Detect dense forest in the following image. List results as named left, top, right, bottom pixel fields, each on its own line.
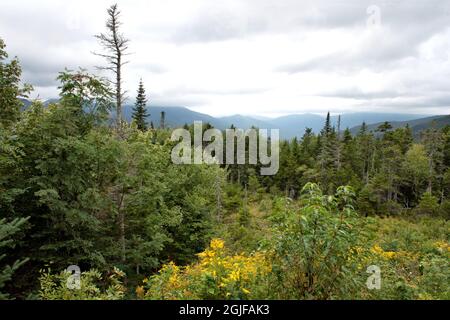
left=0, top=4, right=449, bottom=300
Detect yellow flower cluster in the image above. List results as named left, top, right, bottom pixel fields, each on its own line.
left=141, top=238, right=271, bottom=299
left=370, top=244, right=421, bottom=262
left=434, top=240, right=450, bottom=253
left=371, top=244, right=396, bottom=260
left=210, top=238, right=225, bottom=250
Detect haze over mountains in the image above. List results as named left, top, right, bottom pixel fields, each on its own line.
left=121, top=105, right=449, bottom=139
left=25, top=99, right=449, bottom=139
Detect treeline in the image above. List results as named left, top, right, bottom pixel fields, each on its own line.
left=222, top=114, right=450, bottom=218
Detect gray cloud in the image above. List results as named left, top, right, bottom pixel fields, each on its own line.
left=1, top=0, right=450, bottom=115
left=319, top=87, right=405, bottom=100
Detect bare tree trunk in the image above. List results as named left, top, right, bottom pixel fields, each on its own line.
left=116, top=51, right=122, bottom=128
left=94, top=4, right=129, bottom=130
left=120, top=212, right=125, bottom=262
left=427, top=155, right=433, bottom=193
left=116, top=189, right=126, bottom=263
left=215, top=174, right=222, bottom=222
left=336, top=115, right=341, bottom=170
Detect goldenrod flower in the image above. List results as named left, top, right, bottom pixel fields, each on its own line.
left=135, top=286, right=145, bottom=298
left=242, top=288, right=250, bottom=294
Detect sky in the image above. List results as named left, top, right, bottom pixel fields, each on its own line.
left=1, top=0, right=450, bottom=117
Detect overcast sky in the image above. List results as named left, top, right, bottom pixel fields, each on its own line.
left=1, top=0, right=450, bottom=117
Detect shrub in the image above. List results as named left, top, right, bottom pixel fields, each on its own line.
left=140, top=239, right=271, bottom=300
left=39, top=267, right=125, bottom=300
left=267, top=183, right=367, bottom=299
left=415, top=192, right=440, bottom=216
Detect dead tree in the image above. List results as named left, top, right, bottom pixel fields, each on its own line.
left=94, top=4, right=130, bottom=129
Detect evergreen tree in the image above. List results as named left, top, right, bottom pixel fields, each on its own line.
left=421, top=127, right=444, bottom=194
left=132, top=79, right=149, bottom=130
left=402, top=144, right=429, bottom=205
left=318, top=113, right=337, bottom=193
left=0, top=217, right=29, bottom=299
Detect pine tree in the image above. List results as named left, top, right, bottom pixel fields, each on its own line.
left=0, top=217, right=29, bottom=299
left=132, top=79, right=149, bottom=130
left=321, top=112, right=332, bottom=137
left=160, top=111, right=166, bottom=129
left=318, top=112, right=337, bottom=192
left=421, top=127, right=444, bottom=194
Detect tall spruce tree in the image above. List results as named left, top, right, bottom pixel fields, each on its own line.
left=132, top=79, right=149, bottom=130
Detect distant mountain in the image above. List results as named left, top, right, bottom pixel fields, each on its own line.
left=43, top=98, right=60, bottom=106
left=330, top=113, right=430, bottom=131
left=20, top=99, right=446, bottom=139
left=270, top=114, right=325, bottom=137
left=19, top=98, right=59, bottom=108
left=349, top=115, right=450, bottom=136
left=122, top=105, right=224, bottom=128
left=218, top=114, right=274, bottom=130
left=125, top=107, right=445, bottom=139
left=19, top=98, right=32, bottom=109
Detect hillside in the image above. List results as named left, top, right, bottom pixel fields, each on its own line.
left=349, top=115, right=450, bottom=136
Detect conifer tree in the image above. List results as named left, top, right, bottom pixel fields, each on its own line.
left=0, top=217, right=29, bottom=299
left=160, top=111, right=166, bottom=129
left=132, top=79, right=149, bottom=130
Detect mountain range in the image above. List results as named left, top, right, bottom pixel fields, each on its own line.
left=121, top=105, right=449, bottom=139
left=22, top=99, right=450, bottom=139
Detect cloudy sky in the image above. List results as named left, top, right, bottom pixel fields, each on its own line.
left=1, top=0, right=450, bottom=117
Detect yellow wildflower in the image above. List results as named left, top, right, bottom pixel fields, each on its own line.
left=434, top=240, right=450, bottom=253
left=135, top=286, right=145, bottom=298
left=371, top=244, right=396, bottom=259
left=210, top=238, right=225, bottom=250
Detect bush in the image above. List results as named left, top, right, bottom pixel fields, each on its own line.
left=379, top=200, right=404, bottom=216
left=414, top=192, right=440, bottom=216
left=39, top=267, right=126, bottom=300
left=140, top=239, right=271, bottom=300
left=267, top=183, right=367, bottom=299
left=439, top=200, right=450, bottom=219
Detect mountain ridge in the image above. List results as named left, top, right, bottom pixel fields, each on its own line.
left=20, top=99, right=448, bottom=139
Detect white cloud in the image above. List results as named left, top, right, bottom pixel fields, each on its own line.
left=1, top=0, right=449, bottom=116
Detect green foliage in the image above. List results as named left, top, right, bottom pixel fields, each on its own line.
left=39, top=267, right=125, bottom=300
left=132, top=79, right=149, bottom=131
left=0, top=217, right=29, bottom=299
left=365, top=217, right=449, bottom=300
left=57, top=69, right=113, bottom=133
left=140, top=239, right=271, bottom=300
left=0, top=66, right=220, bottom=295
left=0, top=37, right=32, bottom=128
left=267, top=183, right=366, bottom=299
left=402, top=144, right=429, bottom=204
left=414, top=192, right=440, bottom=216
